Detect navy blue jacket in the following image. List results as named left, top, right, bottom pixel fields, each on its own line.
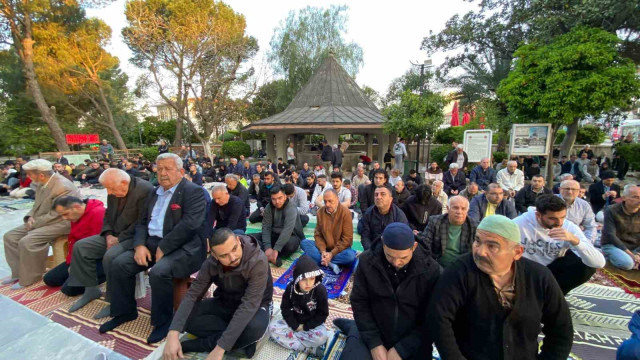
left=468, top=194, right=517, bottom=223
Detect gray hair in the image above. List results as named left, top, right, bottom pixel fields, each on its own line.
left=252, top=174, right=261, bottom=179
left=156, top=153, right=183, bottom=169
left=231, top=158, right=237, bottom=162
left=99, top=168, right=130, bottom=184
left=487, top=183, right=502, bottom=192
left=560, top=173, right=573, bottom=180
left=449, top=163, right=460, bottom=170
left=507, top=160, right=518, bottom=167
left=225, top=173, right=239, bottom=182
left=481, top=157, right=490, bottom=162
left=560, top=179, right=578, bottom=189
left=211, top=185, right=228, bottom=194
left=623, top=185, right=639, bottom=197
left=448, top=195, right=469, bottom=207
left=323, top=188, right=338, bottom=198
left=433, top=180, right=443, bottom=187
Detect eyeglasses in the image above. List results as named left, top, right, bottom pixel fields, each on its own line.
left=560, top=188, right=580, bottom=192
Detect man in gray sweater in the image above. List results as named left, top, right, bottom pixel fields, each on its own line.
left=283, top=183, right=310, bottom=227
left=253, top=186, right=304, bottom=267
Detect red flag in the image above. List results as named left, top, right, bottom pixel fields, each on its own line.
left=450, top=102, right=459, bottom=127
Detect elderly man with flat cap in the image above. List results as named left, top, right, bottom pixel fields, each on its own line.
left=334, top=222, right=440, bottom=360
left=2, top=159, right=80, bottom=289
left=427, top=215, right=573, bottom=360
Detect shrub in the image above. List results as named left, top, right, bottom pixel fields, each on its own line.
left=434, top=126, right=465, bottom=145
left=428, top=145, right=451, bottom=169
left=615, top=144, right=640, bottom=170
left=577, top=125, right=606, bottom=145
left=493, top=151, right=508, bottom=164
left=222, top=141, right=251, bottom=158
left=138, top=147, right=159, bottom=161
left=218, top=131, right=236, bottom=141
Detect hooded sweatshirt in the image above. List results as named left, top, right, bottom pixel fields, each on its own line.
left=617, top=310, right=640, bottom=360
left=67, top=199, right=105, bottom=264
left=281, top=255, right=329, bottom=331
left=513, top=208, right=605, bottom=268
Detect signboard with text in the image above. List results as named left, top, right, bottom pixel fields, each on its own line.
left=509, top=123, right=552, bottom=156
left=463, top=130, right=493, bottom=163
left=65, top=134, right=100, bottom=145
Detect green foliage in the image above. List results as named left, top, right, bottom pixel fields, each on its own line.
left=555, top=130, right=566, bottom=144
left=140, top=117, right=176, bottom=145
left=222, top=141, right=251, bottom=158
left=246, top=80, right=288, bottom=121
left=577, top=125, right=607, bottom=145
left=429, top=146, right=451, bottom=169
left=218, top=131, right=237, bottom=141
left=434, top=126, right=465, bottom=145
left=383, top=90, right=446, bottom=141
left=268, top=5, right=364, bottom=107
left=138, top=147, right=159, bottom=161
left=493, top=151, right=508, bottom=164
left=616, top=144, right=640, bottom=170
left=498, top=27, right=640, bottom=128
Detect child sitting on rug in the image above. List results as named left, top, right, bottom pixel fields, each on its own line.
left=269, top=255, right=329, bottom=356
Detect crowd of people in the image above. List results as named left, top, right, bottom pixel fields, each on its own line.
left=1, top=137, right=639, bottom=360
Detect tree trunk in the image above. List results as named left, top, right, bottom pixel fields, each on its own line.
left=20, top=28, right=69, bottom=151
left=497, top=136, right=507, bottom=152
left=559, top=120, right=580, bottom=157
left=97, top=87, right=128, bottom=150
left=174, top=118, right=184, bottom=147
left=545, top=126, right=561, bottom=189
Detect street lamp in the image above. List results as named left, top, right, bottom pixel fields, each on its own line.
left=410, top=58, right=434, bottom=172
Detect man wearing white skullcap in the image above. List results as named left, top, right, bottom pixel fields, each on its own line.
left=427, top=215, right=573, bottom=360
left=2, top=158, right=80, bottom=289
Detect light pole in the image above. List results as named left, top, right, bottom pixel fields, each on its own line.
left=410, top=59, right=433, bottom=173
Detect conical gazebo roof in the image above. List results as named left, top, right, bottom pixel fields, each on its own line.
left=244, top=53, right=384, bottom=131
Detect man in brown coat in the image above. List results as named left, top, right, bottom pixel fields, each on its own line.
left=301, top=189, right=356, bottom=274
left=3, top=159, right=80, bottom=289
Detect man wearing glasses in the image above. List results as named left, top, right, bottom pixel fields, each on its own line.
left=557, top=180, right=598, bottom=244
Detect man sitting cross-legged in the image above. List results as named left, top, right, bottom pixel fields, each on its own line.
left=3, top=159, right=80, bottom=289
left=334, top=222, right=440, bottom=360
left=43, top=196, right=105, bottom=296
left=427, top=215, right=573, bottom=359
left=208, top=185, right=246, bottom=236
left=163, top=229, right=273, bottom=360
left=253, top=186, right=304, bottom=267
left=300, top=189, right=356, bottom=274
left=601, top=185, right=640, bottom=270
left=420, top=196, right=478, bottom=269
left=64, top=169, right=153, bottom=316
left=99, top=153, right=207, bottom=344
left=514, top=194, right=605, bottom=295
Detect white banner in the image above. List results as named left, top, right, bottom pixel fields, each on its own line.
left=463, top=130, right=493, bottom=163
left=509, top=123, right=553, bottom=156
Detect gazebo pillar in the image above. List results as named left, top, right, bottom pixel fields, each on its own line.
left=378, top=131, right=388, bottom=164
left=275, top=132, right=286, bottom=161
left=266, top=133, right=276, bottom=161
left=366, top=133, right=374, bottom=159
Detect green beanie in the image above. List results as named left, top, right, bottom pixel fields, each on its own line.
left=477, top=215, right=521, bottom=244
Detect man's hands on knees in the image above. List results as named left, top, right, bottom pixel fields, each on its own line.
left=134, top=245, right=152, bottom=266
left=206, top=345, right=225, bottom=360
left=387, top=348, right=402, bottom=360
left=106, top=235, right=119, bottom=250
left=371, top=345, right=388, bottom=360
left=321, top=252, right=333, bottom=266
left=25, top=216, right=35, bottom=231
left=264, top=248, right=279, bottom=264
left=162, top=330, right=183, bottom=360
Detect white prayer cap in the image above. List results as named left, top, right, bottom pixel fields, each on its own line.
left=456, top=144, right=464, bottom=149
left=22, top=159, right=53, bottom=172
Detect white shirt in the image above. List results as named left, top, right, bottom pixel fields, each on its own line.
left=456, top=153, right=465, bottom=168
left=557, top=195, right=597, bottom=244
left=497, top=168, right=525, bottom=192
left=148, top=183, right=179, bottom=238
left=287, top=147, right=295, bottom=161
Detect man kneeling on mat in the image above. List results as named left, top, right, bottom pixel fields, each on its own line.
left=163, top=229, right=273, bottom=360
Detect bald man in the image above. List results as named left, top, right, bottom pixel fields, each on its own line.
left=427, top=215, right=573, bottom=359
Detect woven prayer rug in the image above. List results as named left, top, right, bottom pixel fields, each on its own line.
left=273, top=257, right=357, bottom=299
left=600, top=263, right=640, bottom=298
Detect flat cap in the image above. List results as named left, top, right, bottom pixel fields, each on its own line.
left=22, top=159, right=53, bottom=172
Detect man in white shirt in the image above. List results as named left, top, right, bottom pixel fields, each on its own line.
left=310, top=174, right=328, bottom=214
left=283, top=183, right=309, bottom=227
left=314, top=172, right=351, bottom=209
left=286, top=143, right=295, bottom=167
left=513, top=194, right=605, bottom=294
left=497, top=160, right=525, bottom=198
left=352, top=166, right=370, bottom=188
left=557, top=180, right=597, bottom=244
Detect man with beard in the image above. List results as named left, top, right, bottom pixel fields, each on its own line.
left=514, top=174, right=552, bottom=214
left=514, top=194, right=605, bottom=294
left=360, top=186, right=408, bottom=251
left=558, top=180, right=597, bottom=244
left=401, top=184, right=443, bottom=233
left=248, top=171, right=276, bottom=223
left=427, top=215, right=573, bottom=359
left=225, top=174, right=250, bottom=217
left=359, top=169, right=396, bottom=214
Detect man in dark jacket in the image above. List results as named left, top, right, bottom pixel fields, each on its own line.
left=332, top=145, right=343, bottom=169
left=79, top=161, right=104, bottom=184
left=163, top=229, right=272, bottom=360
left=401, top=184, right=442, bottom=233
left=65, top=169, right=153, bottom=316
left=588, top=171, right=621, bottom=214
left=514, top=174, right=551, bottom=214
left=188, top=163, right=203, bottom=186
left=99, top=154, right=207, bottom=344
left=443, top=163, right=466, bottom=196
left=321, top=140, right=333, bottom=173
left=420, top=196, right=477, bottom=268
left=208, top=185, right=246, bottom=236
left=253, top=186, right=304, bottom=267
left=445, top=144, right=468, bottom=171
left=248, top=171, right=276, bottom=223
left=469, top=157, right=496, bottom=191
left=427, top=215, right=573, bottom=360
left=335, top=222, right=440, bottom=360
left=601, top=185, right=640, bottom=271
left=359, top=169, right=397, bottom=214
left=468, top=183, right=517, bottom=222
left=225, top=174, right=250, bottom=217
left=361, top=186, right=408, bottom=251
left=403, top=169, right=423, bottom=186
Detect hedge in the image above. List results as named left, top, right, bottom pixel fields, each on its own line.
left=138, top=147, right=160, bottom=161
left=222, top=141, right=251, bottom=158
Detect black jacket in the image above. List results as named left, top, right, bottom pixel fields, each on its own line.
left=281, top=255, right=329, bottom=331
left=468, top=194, right=517, bottom=223
left=443, top=170, right=467, bottom=196
left=332, top=148, right=343, bottom=166
left=359, top=183, right=397, bottom=214
left=256, top=182, right=274, bottom=209
left=321, top=146, right=333, bottom=162
left=427, top=254, right=573, bottom=360
left=361, top=203, right=408, bottom=251
left=133, top=178, right=208, bottom=277
left=102, top=176, right=154, bottom=241
left=588, top=181, right=621, bottom=214
left=169, top=235, right=273, bottom=351
left=445, top=150, right=468, bottom=169
left=396, top=188, right=411, bottom=207
left=229, top=182, right=250, bottom=216
left=351, top=245, right=440, bottom=359
left=208, top=194, right=246, bottom=236
left=403, top=174, right=423, bottom=186
left=189, top=171, right=203, bottom=186
left=514, top=185, right=552, bottom=214
left=401, top=195, right=443, bottom=232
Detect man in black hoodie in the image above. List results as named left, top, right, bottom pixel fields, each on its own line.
left=321, top=140, right=333, bottom=173
left=401, top=184, right=443, bottom=233
left=334, top=222, right=440, bottom=360
left=163, top=229, right=273, bottom=360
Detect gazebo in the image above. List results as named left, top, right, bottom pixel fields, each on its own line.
left=243, top=53, right=394, bottom=168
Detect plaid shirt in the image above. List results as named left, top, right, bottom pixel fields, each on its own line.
left=419, top=213, right=478, bottom=261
